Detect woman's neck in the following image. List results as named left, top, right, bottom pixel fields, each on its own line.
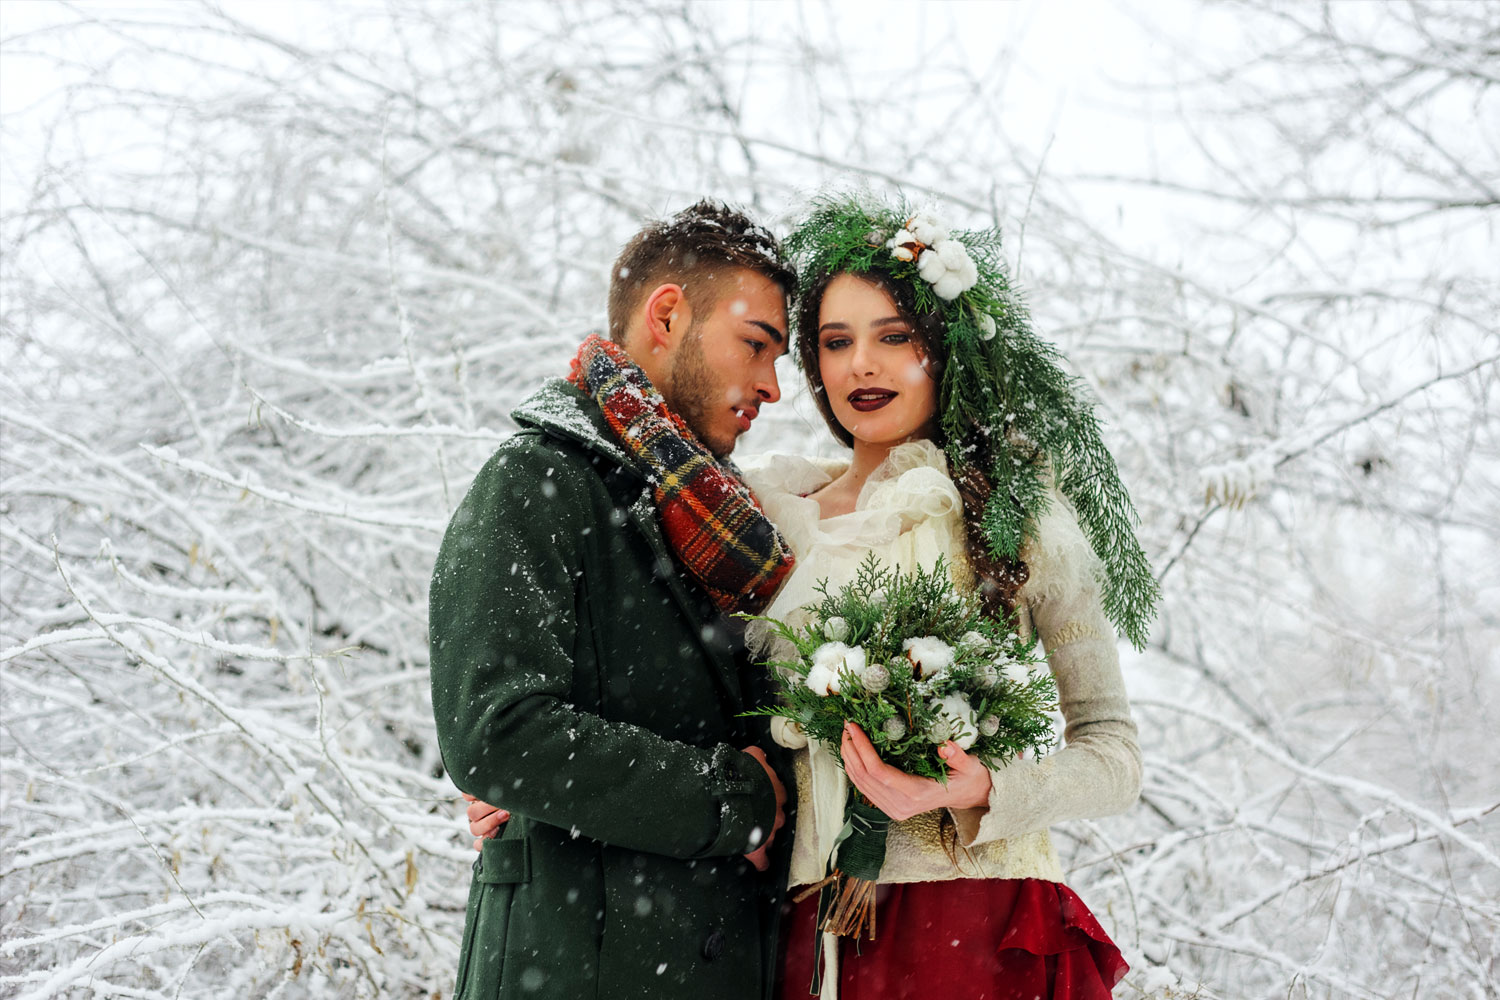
left=809, top=434, right=926, bottom=519
left=844, top=437, right=904, bottom=488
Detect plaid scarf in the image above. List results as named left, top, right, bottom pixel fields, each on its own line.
left=568, top=335, right=794, bottom=617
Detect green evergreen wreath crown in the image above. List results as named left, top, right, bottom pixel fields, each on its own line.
left=785, top=193, right=1160, bottom=649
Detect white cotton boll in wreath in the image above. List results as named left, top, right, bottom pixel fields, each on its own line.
left=1002, top=660, right=1031, bottom=686
left=930, top=271, right=966, bottom=299
left=902, top=636, right=954, bottom=677
left=886, top=229, right=917, bottom=261
left=916, top=248, right=946, bottom=285
left=935, top=239, right=969, bottom=269
left=917, top=240, right=980, bottom=301
left=907, top=212, right=949, bottom=247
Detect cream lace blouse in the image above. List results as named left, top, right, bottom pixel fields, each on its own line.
left=740, top=439, right=1142, bottom=889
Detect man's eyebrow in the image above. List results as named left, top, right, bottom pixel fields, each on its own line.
left=748, top=320, right=785, bottom=345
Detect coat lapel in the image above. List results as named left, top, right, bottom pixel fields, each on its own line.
left=512, top=379, right=746, bottom=710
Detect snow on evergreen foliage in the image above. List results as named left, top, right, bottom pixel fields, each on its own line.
left=2, top=2, right=1496, bottom=997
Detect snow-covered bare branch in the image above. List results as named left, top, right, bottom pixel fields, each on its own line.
left=3, top=2, right=1495, bottom=997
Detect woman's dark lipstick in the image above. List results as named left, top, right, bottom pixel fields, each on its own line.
left=847, top=387, right=898, bottom=412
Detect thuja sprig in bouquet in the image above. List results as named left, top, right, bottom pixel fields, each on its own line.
left=739, top=553, right=1057, bottom=940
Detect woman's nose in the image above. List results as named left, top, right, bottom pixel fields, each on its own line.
left=850, top=340, right=877, bottom=376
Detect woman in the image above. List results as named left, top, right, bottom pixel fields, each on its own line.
left=741, top=196, right=1156, bottom=1000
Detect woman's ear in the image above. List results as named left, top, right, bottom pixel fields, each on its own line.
left=642, top=283, right=692, bottom=354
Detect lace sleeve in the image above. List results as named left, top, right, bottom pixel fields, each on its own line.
left=946, top=582, right=1143, bottom=846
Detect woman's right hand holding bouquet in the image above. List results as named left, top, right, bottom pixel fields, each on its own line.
left=839, top=723, right=990, bottom=821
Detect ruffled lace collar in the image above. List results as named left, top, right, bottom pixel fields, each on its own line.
left=741, top=439, right=961, bottom=554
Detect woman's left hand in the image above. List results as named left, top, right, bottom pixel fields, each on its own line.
left=840, top=722, right=991, bottom=821
left=462, top=793, right=510, bottom=852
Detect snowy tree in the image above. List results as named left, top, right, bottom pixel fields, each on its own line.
left=2, top=1, right=1495, bottom=997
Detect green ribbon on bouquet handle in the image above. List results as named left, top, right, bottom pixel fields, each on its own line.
left=809, top=792, right=892, bottom=994
left=835, top=796, right=891, bottom=881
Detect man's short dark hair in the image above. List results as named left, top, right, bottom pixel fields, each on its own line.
left=607, top=200, right=795, bottom=343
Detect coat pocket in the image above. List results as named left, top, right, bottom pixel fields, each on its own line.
left=453, top=837, right=532, bottom=999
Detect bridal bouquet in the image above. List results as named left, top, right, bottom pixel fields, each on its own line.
left=740, top=553, right=1057, bottom=940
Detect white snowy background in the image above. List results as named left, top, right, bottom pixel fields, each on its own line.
left=2, top=1, right=1496, bottom=997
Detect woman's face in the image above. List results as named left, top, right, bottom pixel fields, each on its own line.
left=816, top=273, right=939, bottom=447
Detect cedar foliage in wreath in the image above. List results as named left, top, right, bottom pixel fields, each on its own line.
left=785, top=194, right=1161, bottom=649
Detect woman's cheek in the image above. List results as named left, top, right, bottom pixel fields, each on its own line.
left=900, top=358, right=939, bottom=429
left=897, top=356, right=929, bottom=387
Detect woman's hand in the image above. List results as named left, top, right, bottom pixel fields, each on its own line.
left=840, top=722, right=991, bottom=821
left=740, top=746, right=788, bottom=872
left=462, top=793, right=510, bottom=851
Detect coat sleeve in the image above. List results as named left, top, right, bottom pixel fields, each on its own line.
left=946, top=583, right=1143, bottom=847
left=429, top=440, right=777, bottom=859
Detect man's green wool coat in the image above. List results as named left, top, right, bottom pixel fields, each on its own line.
left=429, top=378, right=786, bottom=1000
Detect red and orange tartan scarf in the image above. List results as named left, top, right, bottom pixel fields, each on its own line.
left=568, top=335, right=795, bottom=617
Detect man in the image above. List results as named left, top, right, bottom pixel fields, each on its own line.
left=429, top=201, right=794, bottom=1000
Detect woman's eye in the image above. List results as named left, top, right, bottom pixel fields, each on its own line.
left=884, top=333, right=912, bottom=345
left=821, top=338, right=850, bottom=351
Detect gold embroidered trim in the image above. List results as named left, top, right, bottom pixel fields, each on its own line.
left=1048, top=619, right=1104, bottom=647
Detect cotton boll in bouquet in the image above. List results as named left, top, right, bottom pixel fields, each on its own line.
left=739, top=553, right=1057, bottom=939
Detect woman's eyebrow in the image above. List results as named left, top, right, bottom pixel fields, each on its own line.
left=819, top=317, right=908, bottom=335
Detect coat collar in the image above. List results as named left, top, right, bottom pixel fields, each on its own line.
left=510, top=377, right=633, bottom=472
left=511, top=377, right=746, bottom=704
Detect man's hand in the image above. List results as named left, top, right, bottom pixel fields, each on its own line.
left=462, top=792, right=510, bottom=852
left=840, top=721, right=990, bottom=821
left=740, top=746, right=787, bottom=872
left=464, top=750, right=787, bottom=867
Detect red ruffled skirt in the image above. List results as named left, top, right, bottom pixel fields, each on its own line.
left=775, top=878, right=1128, bottom=1000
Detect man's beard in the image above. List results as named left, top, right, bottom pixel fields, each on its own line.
left=664, top=326, right=733, bottom=458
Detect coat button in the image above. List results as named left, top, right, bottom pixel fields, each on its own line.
left=701, top=929, right=725, bottom=961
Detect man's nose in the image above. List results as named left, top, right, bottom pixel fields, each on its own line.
left=756, top=364, right=781, bottom=404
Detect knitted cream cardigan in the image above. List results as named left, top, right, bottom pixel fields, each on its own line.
left=740, top=439, right=1143, bottom=890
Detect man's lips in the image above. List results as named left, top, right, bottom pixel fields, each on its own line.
left=847, top=388, right=897, bottom=412
left=734, top=407, right=758, bottom=432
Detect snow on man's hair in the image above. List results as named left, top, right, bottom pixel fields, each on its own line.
left=607, top=199, right=795, bottom=342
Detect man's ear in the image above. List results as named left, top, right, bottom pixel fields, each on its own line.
left=642, top=283, right=693, bottom=354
